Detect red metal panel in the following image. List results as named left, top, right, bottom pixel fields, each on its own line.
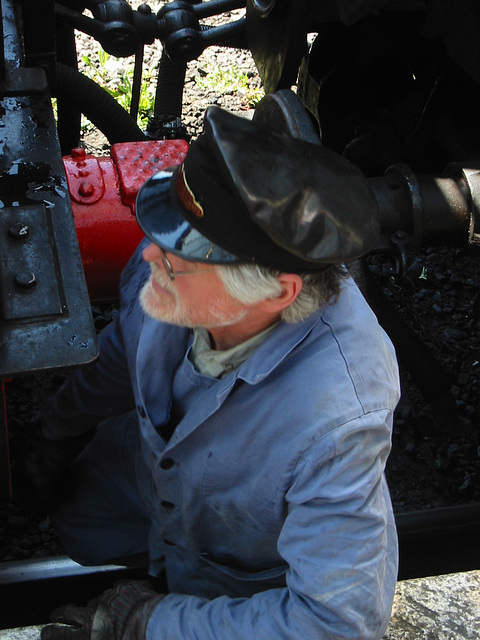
left=63, top=140, right=189, bottom=300
left=111, top=139, right=189, bottom=205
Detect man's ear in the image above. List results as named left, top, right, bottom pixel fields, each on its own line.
left=263, top=273, right=303, bottom=313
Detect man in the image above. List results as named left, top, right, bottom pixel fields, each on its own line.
left=27, top=106, right=400, bottom=640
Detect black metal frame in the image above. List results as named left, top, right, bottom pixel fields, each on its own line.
left=1, top=0, right=97, bottom=378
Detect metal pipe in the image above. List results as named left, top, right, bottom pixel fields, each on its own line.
left=370, top=162, right=475, bottom=251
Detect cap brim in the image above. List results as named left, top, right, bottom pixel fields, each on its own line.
left=135, top=169, right=240, bottom=264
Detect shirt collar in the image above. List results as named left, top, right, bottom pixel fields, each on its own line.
left=190, top=322, right=280, bottom=379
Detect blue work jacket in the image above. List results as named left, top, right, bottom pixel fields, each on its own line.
left=45, top=241, right=400, bottom=640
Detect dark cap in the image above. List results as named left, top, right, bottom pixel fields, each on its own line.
left=135, top=106, right=379, bottom=272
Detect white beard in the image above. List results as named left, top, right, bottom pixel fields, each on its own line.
left=139, top=263, right=248, bottom=329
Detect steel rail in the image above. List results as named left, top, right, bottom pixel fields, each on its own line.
left=1, top=502, right=480, bottom=628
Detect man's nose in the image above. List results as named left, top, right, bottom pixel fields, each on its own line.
left=142, top=242, right=162, bottom=263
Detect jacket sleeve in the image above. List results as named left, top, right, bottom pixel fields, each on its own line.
left=144, top=409, right=398, bottom=640
left=41, top=244, right=150, bottom=441
left=42, top=312, right=136, bottom=440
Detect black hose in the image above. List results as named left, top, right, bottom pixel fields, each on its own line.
left=53, top=62, right=147, bottom=145
left=154, top=51, right=187, bottom=119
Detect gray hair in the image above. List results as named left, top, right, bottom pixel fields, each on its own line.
left=216, top=262, right=347, bottom=323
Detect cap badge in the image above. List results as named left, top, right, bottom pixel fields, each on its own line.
left=176, top=164, right=204, bottom=218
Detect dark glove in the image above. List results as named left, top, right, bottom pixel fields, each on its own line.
left=41, top=580, right=164, bottom=640
left=14, top=421, right=95, bottom=515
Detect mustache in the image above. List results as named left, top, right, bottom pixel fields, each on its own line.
left=149, top=262, right=175, bottom=294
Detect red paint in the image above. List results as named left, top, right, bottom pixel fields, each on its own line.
left=63, top=139, right=189, bottom=300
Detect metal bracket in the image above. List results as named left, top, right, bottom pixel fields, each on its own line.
left=1, top=0, right=97, bottom=376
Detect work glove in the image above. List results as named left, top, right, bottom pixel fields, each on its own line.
left=14, top=420, right=95, bottom=515
left=41, top=580, right=164, bottom=640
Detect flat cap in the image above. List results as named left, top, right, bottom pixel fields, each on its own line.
left=135, top=106, right=379, bottom=272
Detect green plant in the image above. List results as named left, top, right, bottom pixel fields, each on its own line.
left=195, top=65, right=248, bottom=93
left=80, top=48, right=155, bottom=130
left=113, top=68, right=156, bottom=128
left=195, top=64, right=263, bottom=108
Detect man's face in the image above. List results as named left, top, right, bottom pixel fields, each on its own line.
left=140, top=243, right=249, bottom=329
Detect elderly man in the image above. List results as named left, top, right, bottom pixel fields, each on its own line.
left=28, top=106, right=399, bottom=640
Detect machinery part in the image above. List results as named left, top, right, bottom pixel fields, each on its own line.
left=0, top=557, right=150, bottom=629
left=396, top=503, right=480, bottom=579
left=55, top=21, right=83, bottom=154
left=1, top=0, right=97, bottom=377
left=146, top=114, right=189, bottom=141
left=54, top=0, right=248, bottom=62
left=53, top=63, right=146, bottom=152
left=246, top=0, right=310, bottom=94
left=129, top=43, right=144, bottom=121
left=370, top=163, right=476, bottom=253
left=148, top=50, right=189, bottom=140
left=252, top=88, right=320, bottom=143
left=156, top=0, right=248, bottom=63
left=63, top=139, right=189, bottom=300
left=20, top=0, right=57, bottom=87
left=445, top=162, right=480, bottom=246
left=54, top=0, right=153, bottom=58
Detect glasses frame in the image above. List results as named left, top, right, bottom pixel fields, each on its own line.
left=160, top=249, right=207, bottom=281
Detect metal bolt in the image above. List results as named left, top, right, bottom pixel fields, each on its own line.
left=9, top=222, right=29, bottom=239
left=15, top=272, right=37, bottom=288
left=78, top=181, right=95, bottom=197
left=71, top=147, right=86, bottom=159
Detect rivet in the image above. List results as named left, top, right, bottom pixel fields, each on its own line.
left=9, top=222, right=29, bottom=239
left=15, top=272, right=37, bottom=288
left=138, top=3, right=152, bottom=14
left=71, top=147, right=86, bottom=159
left=78, top=181, right=95, bottom=197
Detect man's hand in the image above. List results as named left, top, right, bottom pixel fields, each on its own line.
left=14, top=421, right=95, bottom=515
left=41, top=581, right=164, bottom=640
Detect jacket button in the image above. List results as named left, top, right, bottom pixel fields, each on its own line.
left=160, top=458, right=175, bottom=470
left=161, top=500, right=175, bottom=509
left=137, top=405, right=146, bottom=418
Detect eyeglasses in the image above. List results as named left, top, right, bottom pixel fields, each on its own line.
left=160, top=249, right=207, bottom=281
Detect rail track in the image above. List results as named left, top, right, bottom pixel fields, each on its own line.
left=1, top=503, right=479, bottom=630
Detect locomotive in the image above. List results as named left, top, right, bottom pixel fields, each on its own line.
left=1, top=0, right=480, bottom=602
